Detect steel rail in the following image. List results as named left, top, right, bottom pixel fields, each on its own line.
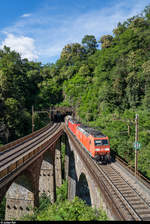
left=1, top=121, right=149, bottom=221
left=113, top=153, right=150, bottom=189
left=97, top=164, right=150, bottom=221
left=0, top=123, right=63, bottom=184
left=64, top=125, right=150, bottom=221
left=64, top=125, right=126, bottom=220
left=0, top=123, right=52, bottom=153
left=0, top=123, right=59, bottom=169
left=95, top=163, right=143, bottom=221
left=0, top=125, right=64, bottom=189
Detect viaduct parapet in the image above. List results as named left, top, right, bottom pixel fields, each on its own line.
left=0, top=123, right=113, bottom=220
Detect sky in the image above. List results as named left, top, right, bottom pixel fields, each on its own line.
left=0, top=0, right=150, bottom=64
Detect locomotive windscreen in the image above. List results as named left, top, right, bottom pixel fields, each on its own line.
left=70, top=118, right=80, bottom=124
left=94, top=139, right=109, bottom=146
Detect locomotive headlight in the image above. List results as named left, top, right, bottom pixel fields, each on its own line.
left=105, top=148, right=110, bottom=151
left=95, top=148, right=100, bottom=151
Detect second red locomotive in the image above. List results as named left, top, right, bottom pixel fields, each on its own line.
left=65, top=116, right=111, bottom=163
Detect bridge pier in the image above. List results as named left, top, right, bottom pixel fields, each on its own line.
left=55, top=138, right=62, bottom=187
left=39, top=148, right=55, bottom=203
left=64, top=136, right=69, bottom=181
left=5, top=175, right=34, bottom=220
left=5, top=157, right=42, bottom=220
left=67, top=137, right=114, bottom=219
left=68, top=150, right=78, bottom=200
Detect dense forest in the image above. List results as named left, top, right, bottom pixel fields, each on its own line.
left=0, top=5, right=150, bottom=180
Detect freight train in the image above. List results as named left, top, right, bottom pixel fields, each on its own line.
left=65, top=116, right=111, bottom=163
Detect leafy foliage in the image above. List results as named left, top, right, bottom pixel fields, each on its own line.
left=1, top=6, right=150, bottom=222
left=82, top=35, right=98, bottom=55
left=57, top=5, right=150, bottom=179
left=0, top=5, right=150, bottom=180
left=22, top=181, right=107, bottom=221
left=0, top=197, right=6, bottom=220
left=36, top=196, right=107, bottom=221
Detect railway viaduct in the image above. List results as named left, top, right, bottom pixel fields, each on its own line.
left=0, top=122, right=113, bottom=220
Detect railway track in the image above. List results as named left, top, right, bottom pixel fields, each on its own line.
left=0, top=123, right=60, bottom=169
left=113, top=154, right=150, bottom=189
left=0, top=122, right=53, bottom=153
left=65, top=125, right=150, bottom=221
left=0, top=123, right=63, bottom=188
left=1, top=122, right=150, bottom=221
left=95, top=162, right=150, bottom=221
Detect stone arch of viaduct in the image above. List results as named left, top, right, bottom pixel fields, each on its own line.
left=67, top=136, right=103, bottom=209
left=1, top=131, right=112, bottom=220
left=2, top=137, right=63, bottom=220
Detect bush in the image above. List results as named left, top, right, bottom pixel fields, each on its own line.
left=0, top=197, right=6, bottom=220
left=22, top=181, right=108, bottom=221
left=37, top=197, right=108, bottom=221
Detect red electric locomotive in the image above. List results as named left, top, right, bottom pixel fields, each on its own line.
left=65, top=116, right=111, bottom=163
left=66, top=115, right=80, bottom=135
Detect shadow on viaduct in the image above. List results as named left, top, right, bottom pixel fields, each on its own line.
left=0, top=130, right=112, bottom=220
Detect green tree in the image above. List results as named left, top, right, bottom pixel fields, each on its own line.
left=82, top=35, right=98, bottom=55
left=99, top=35, right=113, bottom=49
left=113, top=22, right=127, bottom=37
left=60, top=43, right=86, bottom=65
